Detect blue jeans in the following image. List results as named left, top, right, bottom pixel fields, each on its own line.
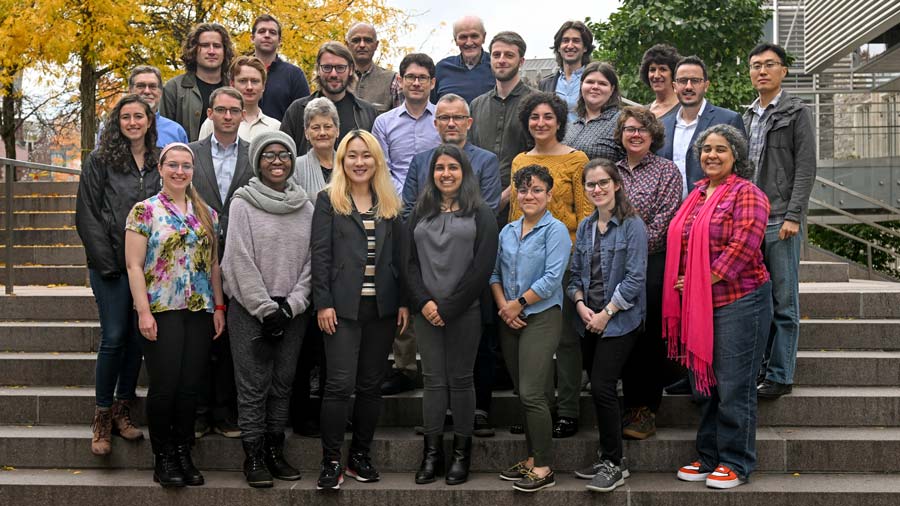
left=693, top=282, right=772, bottom=480
left=762, top=223, right=801, bottom=384
left=89, top=269, right=143, bottom=408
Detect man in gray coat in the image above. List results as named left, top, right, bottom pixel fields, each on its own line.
left=744, top=43, right=816, bottom=399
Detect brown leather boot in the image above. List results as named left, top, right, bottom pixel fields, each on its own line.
left=111, top=399, right=145, bottom=441
left=91, top=408, right=113, bottom=455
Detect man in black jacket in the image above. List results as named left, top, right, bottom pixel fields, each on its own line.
left=280, top=42, right=377, bottom=153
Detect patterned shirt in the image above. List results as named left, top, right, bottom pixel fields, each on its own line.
left=564, top=107, right=625, bottom=163
left=361, top=208, right=377, bottom=297
left=677, top=174, right=770, bottom=308
left=616, top=153, right=683, bottom=254
left=748, top=89, right=783, bottom=182
left=125, top=192, right=219, bottom=313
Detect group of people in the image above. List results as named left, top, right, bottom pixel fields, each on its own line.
left=74, top=12, right=816, bottom=495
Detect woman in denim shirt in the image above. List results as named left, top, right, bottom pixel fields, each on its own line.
left=568, top=158, right=647, bottom=493
left=490, top=165, right=571, bottom=493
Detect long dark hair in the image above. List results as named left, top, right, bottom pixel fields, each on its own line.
left=582, top=158, right=636, bottom=222
left=96, top=94, right=158, bottom=171
left=413, top=143, right=483, bottom=220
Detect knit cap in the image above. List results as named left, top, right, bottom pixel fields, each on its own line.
left=249, top=130, right=297, bottom=179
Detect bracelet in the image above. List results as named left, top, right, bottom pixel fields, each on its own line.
left=214, top=304, right=226, bottom=312
left=574, top=298, right=584, bottom=306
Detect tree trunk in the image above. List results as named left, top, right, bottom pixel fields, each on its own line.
left=1, top=81, right=17, bottom=182
left=80, top=49, right=97, bottom=162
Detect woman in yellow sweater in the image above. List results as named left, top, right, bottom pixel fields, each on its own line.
left=508, top=91, right=590, bottom=439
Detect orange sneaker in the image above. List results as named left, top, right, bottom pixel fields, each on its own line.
left=676, top=461, right=710, bottom=482
left=705, top=465, right=746, bottom=489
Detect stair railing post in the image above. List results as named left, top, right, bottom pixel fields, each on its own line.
left=4, top=159, right=14, bottom=294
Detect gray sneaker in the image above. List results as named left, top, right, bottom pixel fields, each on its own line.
left=575, top=455, right=629, bottom=479
left=585, top=460, right=624, bottom=493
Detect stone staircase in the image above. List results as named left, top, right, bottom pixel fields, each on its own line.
left=1, top=182, right=900, bottom=504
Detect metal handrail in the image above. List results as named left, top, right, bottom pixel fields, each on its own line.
left=815, top=176, right=900, bottom=216
left=2, top=157, right=81, bottom=295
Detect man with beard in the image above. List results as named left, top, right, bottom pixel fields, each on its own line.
left=346, top=22, right=401, bottom=115
left=280, top=42, right=377, bottom=153
left=469, top=31, right=536, bottom=223
left=539, top=21, right=595, bottom=123
left=659, top=56, right=746, bottom=198
left=432, top=16, right=495, bottom=104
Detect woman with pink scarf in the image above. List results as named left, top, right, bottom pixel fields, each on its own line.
left=662, top=124, right=771, bottom=490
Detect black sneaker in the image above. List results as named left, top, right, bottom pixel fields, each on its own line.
left=214, top=418, right=241, bottom=438
left=346, top=451, right=380, bottom=482
left=316, top=459, right=343, bottom=490
left=513, top=470, right=555, bottom=492
left=194, top=416, right=211, bottom=440
left=381, top=370, right=416, bottom=395
left=585, top=460, right=624, bottom=493
left=473, top=413, right=495, bottom=438
left=576, top=455, right=630, bottom=480
left=499, top=460, right=530, bottom=481
left=551, top=416, right=578, bottom=438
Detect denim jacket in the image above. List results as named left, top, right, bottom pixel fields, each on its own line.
left=567, top=211, right=648, bottom=338
left=490, top=210, right=572, bottom=317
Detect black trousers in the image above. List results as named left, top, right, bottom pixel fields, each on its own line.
left=142, top=309, right=213, bottom=452
left=588, top=328, right=639, bottom=465
left=196, top=316, right=236, bottom=424
left=320, top=297, right=395, bottom=460
left=290, top=315, right=324, bottom=428
left=622, top=251, right=668, bottom=413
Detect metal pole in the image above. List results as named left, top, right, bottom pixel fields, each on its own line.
left=867, top=244, right=873, bottom=280
left=4, top=160, right=14, bottom=294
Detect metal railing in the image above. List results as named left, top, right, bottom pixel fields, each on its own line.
left=1, top=157, right=81, bottom=295
left=807, top=175, right=900, bottom=278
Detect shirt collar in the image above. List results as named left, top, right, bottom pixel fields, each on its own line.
left=400, top=101, right=435, bottom=118
left=750, top=89, right=783, bottom=116
left=676, top=99, right=708, bottom=127
left=211, top=134, right=238, bottom=152
left=511, top=209, right=554, bottom=234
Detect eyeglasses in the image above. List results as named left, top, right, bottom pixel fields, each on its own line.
left=133, top=82, right=159, bottom=91
left=516, top=186, right=547, bottom=196
left=402, top=74, right=431, bottom=84
left=163, top=162, right=194, bottom=172
left=623, top=126, right=650, bottom=135
left=212, top=106, right=242, bottom=116
left=435, top=115, right=469, bottom=123
left=319, top=64, right=349, bottom=74
left=585, top=178, right=613, bottom=191
left=749, top=61, right=783, bottom=72
left=260, top=151, right=293, bottom=163
left=674, top=77, right=705, bottom=86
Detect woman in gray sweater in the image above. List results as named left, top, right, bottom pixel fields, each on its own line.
left=221, top=130, right=315, bottom=488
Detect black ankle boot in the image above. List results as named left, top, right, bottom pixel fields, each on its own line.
left=242, top=439, right=274, bottom=488
left=173, top=443, right=204, bottom=485
left=415, top=433, right=445, bottom=484
left=264, top=431, right=301, bottom=480
left=153, top=446, right=186, bottom=488
left=445, top=434, right=471, bottom=485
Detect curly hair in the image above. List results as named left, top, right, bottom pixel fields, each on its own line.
left=96, top=94, right=158, bottom=171
left=694, top=124, right=755, bottom=180
left=513, top=164, right=554, bottom=191
left=575, top=61, right=621, bottom=118
left=181, top=23, right=234, bottom=82
left=518, top=92, right=568, bottom=146
left=639, top=44, right=681, bottom=87
left=615, top=106, right=665, bottom=153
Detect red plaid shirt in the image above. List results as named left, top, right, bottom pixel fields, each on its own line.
left=678, top=174, right=770, bottom=308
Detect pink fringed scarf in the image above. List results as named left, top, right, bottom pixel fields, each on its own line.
left=661, top=180, right=733, bottom=395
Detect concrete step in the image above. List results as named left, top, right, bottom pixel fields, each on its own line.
left=2, top=386, right=897, bottom=428
left=0, top=211, right=76, bottom=228
left=0, top=425, right=897, bottom=474
left=1, top=318, right=894, bottom=354
left=0, top=195, right=77, bottom=211
left=0, top=287, right=98, bottom=320
left=0, top=228, right=80, bottom=246
left=0, top=181, right=80, bottom=196
left=1, top=470, right=898, bottom=506
left=0, top=266, right=87, bottom=286
left=799, top=280, right=900, bottom=318
left=0, top=245, right=86, bottom=265
left=2, top=349, right=891, bottom=387
left=799, top=261, right=849, bottom=282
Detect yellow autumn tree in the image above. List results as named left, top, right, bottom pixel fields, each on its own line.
left=0, top=0, right=43, bottom=163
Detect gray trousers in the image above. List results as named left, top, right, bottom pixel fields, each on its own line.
left=229, top=300, right=306, bottom=443
left=416, top=303, right=482, bottom=436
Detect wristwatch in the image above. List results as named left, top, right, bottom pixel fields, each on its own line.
left=604, top=307, right=615, bottom=317
left=517, top=296, right=528, bottom=308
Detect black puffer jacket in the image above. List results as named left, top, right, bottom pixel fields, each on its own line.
left=75, top=150, right=161, bottom=278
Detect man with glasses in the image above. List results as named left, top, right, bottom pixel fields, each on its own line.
left=346, top=23, right=400, bottom=115
left=372, top=53, right=441, bottom=195
left=743, top=43, right=816, bottom=399
left=188, top=86, right=253, bottom=440
left=432, top=15, right=495, bottom=104
left=251, top=14, right=310, bottom=121
left=280, top=41, right=377, bottom=153
left=658, top=56, right=745, bottom=198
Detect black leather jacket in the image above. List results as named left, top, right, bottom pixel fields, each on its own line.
left=75, top=150, right=161, bottom=277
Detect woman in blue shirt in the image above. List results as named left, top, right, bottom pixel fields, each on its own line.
left=490, top=164, right=571, bottom=493
left=568, top=158, right=648, bottom=493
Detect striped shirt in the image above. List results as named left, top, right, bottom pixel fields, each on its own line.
left=361, top=209, right=377, bottom=297
left=677, top=174, right=770, bottom=308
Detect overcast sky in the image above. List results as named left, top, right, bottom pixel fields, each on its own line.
left=382, top=0, right=621, bottom=67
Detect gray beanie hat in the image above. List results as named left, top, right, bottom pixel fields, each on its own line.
left=249, top=130, right=298, bottom=179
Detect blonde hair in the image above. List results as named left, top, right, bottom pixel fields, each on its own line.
left=160, top=145, right=218, bottom=265
left=328, top=130, right=401, bottom=219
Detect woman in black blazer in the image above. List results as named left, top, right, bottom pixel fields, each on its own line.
left=310, top=130, right=409, bottom=491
